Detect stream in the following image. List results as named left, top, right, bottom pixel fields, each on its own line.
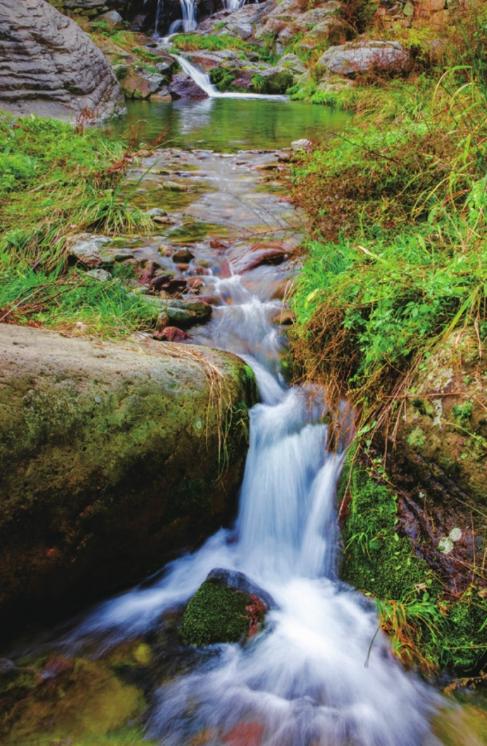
left=4, top=92, right=448, bottom=744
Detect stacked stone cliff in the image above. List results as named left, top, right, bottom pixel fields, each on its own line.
left=0, top=0, right=123, bottom=122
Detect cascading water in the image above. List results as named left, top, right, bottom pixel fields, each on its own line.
left=173, top=54, right=288, bottom=101
left=68, top=252, right=442, bottom=744
left=154, top=0, right=163, bottom=35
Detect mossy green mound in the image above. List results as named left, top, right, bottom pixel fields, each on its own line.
left=180, top=580, right=252, bottom=646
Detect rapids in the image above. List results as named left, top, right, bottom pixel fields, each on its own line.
left=64, top=186, right=442, bottom=743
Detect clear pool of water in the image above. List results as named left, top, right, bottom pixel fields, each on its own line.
left=107, top=96, right=350, bottom=151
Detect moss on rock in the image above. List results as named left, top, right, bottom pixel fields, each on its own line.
left=0, top=657, right=145, bottom=745
left=0, top=324, right=256, bottom=635
left=180, top=580, right=252, bottom=646
left=340, top=457, right=487, bottom=674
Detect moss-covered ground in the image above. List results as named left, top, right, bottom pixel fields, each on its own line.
left=340, top=455, right=487, bottom=674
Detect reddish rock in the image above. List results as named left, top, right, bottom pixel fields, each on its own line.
left=187, top=277, right=204, bottom=292
left=210, top=238, right=229, bottom=249
left=153, top=326, right=189, bottom=342
left=138, top=260, right=157, bottom=286
left=223, top=722, right=264, bottom=746
left=235, top=248, right=289, bottom=273
left=172, top=248, right=194, bottom=263
left=169, top=73, right=207, bottom=100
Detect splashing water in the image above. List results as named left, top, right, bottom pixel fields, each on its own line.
left=174, top=55, right=288, bottom=101
left=68, top=260, right=441, bottom=744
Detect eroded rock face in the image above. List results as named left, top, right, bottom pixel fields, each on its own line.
left=0, top=0, right=124, bottom=122
left=0, top=324, right=255, bottom=633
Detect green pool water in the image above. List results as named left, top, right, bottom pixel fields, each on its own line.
left=107, top=97, right=349, bottom=151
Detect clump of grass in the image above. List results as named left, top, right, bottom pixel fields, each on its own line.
left=0, top=114, right=155, bottom=335
left=170, top=32, right=273, bottom=61
left=0, top=265, right=158, bottom=337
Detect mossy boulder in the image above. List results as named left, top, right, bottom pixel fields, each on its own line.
left=180, top=570, right=270, bottom=646
left=0, top=324, right=256, bottom=635
left=0, top=655, right=146, bottom=745
left=389, top=327, right=486, bottom=593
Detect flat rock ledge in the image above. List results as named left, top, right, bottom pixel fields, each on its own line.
left=0, top=324, right=255, bottom=633
left=0, top=0, right=123, bottom=122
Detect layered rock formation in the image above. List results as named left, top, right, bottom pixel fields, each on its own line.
left=0, top=0, right=123, bottom=122
left=0, top=324, right=255, bottom=632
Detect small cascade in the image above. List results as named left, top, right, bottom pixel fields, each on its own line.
left=66, top=259, right=441, bottom=745
left=223, top=0, right=247, bottom=9
left=174, top=54, right=288, bottom=101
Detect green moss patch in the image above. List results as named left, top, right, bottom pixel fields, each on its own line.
left=340, top=459, right=487, bottom=674
left=180, top=580, right=252, bottom=646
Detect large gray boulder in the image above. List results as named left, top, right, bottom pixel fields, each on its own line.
left=319, top=40, right=411, bottom=78
left=0, top=324, right=255, bottom=632
left=0, top=0, right=124, bottom=122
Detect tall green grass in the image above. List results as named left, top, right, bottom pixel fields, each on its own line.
left=292, top=66, right=486, bottom=422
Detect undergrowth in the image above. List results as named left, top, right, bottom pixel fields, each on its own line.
left=291, top=65, right=486, bottom=429
left=170, top=32, right=274, bottom=62
left=292, top=11, right=487, bottom=676
left=0, top=114, right=155, bottom=336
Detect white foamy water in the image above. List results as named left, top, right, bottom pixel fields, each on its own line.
left=68, top=267, right=441, bottom=745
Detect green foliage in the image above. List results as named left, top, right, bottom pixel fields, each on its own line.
left=0, top=266, right=158, bottom=337
left=210, top=67, right=237, bottom=92
left=171, top=33, right=251, bottom=53
left=452, top=401, right=474, bottom=423
left=180, top=580, right=250, bottom=646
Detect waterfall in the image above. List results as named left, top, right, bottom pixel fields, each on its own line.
left=174, top=54, right=288, bottom=101
left=154, top=0, right=163, bottom=36
left=180, top=0, right=197, bottom=31
left=68, top=260, right=441, bottom=745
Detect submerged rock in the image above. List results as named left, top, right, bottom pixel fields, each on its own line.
left=157, top=299, right=213, bottom=328
left=0, top=324, right=255, bottom=634
left=0, top=0, right=123, bottom=123
left=180, top=569, right=272, bottom=646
